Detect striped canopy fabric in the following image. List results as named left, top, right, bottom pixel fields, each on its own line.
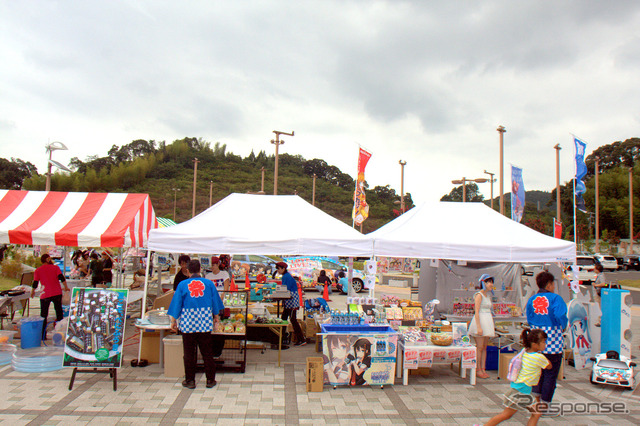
left=156, top=217, right=177, bottom=228
left=0, top=190, right=158, bottom=248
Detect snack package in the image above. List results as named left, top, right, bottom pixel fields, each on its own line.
left=213, top=321, right=223, bottom=333
left=235, top=322, right=246, bottom=333
left=223, top=323, right=235, bottom=333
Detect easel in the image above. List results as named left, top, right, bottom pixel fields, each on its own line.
left=68, top=367, right=118, bottom=391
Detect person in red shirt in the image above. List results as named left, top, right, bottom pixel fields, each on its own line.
left=31, top=254, right=70, bottom=337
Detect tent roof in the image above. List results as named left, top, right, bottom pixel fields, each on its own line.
left=368, top=201, right=576, bottom=263
left=148, top=193, right=373, bottom=256
left=0, top=190, right=157, bottom=248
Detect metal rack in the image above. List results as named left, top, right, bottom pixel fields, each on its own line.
left=212, top=290, right=248, bottom=373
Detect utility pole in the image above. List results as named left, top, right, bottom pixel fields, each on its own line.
left=595, top=157, right=600, bottom=253
left=554, top=144, right=562, bottom=227
left=483, top=170, right=496, bottom=209
left=209, top=181, right=213, bottom=207
left=192, top=158, right=199, bottom=218
left=630, top=167, right=634, bottom=254
left=259, top=167, right=265, bottom=194
left=399, top=160, right=407, bottom=213
left=497, top=126, right=506, bottom=215
left=271, top=130, right=294, bottom=195
left=172, top=188, right=180, bottom=220
left=312, top=173, right=317, bottom=206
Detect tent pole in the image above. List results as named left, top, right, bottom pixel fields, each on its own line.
left=141, top=249, right=152, bottom=319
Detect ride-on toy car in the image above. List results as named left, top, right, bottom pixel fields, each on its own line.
left=590, top=351, right=636, bottom=390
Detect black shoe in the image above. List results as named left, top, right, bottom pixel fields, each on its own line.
left=206, top=379, right=217, bottom=388
left=271, top=344, right=290, bottom=350
left=182, top=380, right=196, bottom=389
left=295, top=340, right=308, bottom=346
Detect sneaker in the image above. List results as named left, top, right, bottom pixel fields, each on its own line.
left=182, top=380, right=196, bottom=389
left=295, top=340, right=308, bottom=346
left=206, top=379, right=217, bottom=388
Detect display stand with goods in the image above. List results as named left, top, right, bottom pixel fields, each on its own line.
left=320, top=323, right=398, bottom=389
left=64, top=288, right=129, bottom=391
left=213, top=291, right=249, bottom=373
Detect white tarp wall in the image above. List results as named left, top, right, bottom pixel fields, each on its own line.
left=417, top=260, right=522, bottom=313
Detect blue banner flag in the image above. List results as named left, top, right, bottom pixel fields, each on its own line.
left=574, top=137, right=588, bottom=213
left=511, top=165, right=525, bottom=222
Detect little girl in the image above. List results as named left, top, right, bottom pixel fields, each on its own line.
left=485, top=329, right=552, bottom=426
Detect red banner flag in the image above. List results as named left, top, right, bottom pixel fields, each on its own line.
left=352, top=148, right=372, bottom=225
left=554, top=219, right=563, bottom=239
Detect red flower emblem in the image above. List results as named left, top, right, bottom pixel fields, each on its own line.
left=532, top=295, right=549, bottom=315
left=188, top=280, right=205, bottom=298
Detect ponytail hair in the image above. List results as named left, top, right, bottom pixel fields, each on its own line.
left=521, top=328, right=547, bottom=349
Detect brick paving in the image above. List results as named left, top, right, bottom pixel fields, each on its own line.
left=0, top=302, right=639, bottom=424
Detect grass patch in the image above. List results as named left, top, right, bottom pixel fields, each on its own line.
left=0, top=276, right=20, bottom=291
left=618, top=279, right=640, bottom=289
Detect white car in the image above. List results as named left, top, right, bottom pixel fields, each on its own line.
left=590, top=351, right=636, bottom=390
left=594, top=254, right=618, bottom=272
left=568, top=256, right=598, bottom=284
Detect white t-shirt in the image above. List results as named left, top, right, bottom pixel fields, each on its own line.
left=205, top=270, right=229, bottom=290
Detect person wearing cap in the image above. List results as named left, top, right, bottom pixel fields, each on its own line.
left=31, top=253, right=70, bottom=339
left=275, top=261, right=306, bottom=346
left=205, top=256, right=230, bottom=291
left=467, top=273, right=495, bottom=379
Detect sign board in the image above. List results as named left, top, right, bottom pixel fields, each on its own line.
left=63, top=288, right=128, bottom=368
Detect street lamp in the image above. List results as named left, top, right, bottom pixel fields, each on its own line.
left=45, top=141, right=69, bottom=191
left=483, top=170, right=496, bottom=209
left=172, top=188, right=180, bottom=220
left=497, top=125, right=507, bottom=215
left=271, top=130, right=294, bottom=195
left=451, top=177, right=489, bottom=202
left=399, top=160, right=407, bottom=213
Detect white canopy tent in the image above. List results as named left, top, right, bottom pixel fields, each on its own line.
left=147, top=193, right=373, bottom=256
left=369, top=201, right=576, bottom=263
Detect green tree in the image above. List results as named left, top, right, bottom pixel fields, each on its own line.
left=440, top=183, right=484, bottom=202
left=0, top=157, right=38, bottom=189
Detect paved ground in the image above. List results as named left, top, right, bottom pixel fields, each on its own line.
left=1, top=286, right=639, bottom=425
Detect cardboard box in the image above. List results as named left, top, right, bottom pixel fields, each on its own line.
left=305, top=317, right=319, bottom=339
left=498, top=352, right=518, bottom=380
left=306, top=357, right=324, bottom=392
left=163, top=335, right=184, bottom=377
left=409, top=367, right=431, bottom=376
left=153, top=291, right=174, bottom=310
left=140, top=331, right=162, bottom=363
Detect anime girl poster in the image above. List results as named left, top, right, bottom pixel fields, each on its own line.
left=323, top=334, right=352, bottom=385
left=568, top=299, right=593, bottom=370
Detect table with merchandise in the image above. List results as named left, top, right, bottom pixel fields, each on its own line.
left=396, top=328, right=477, bottom=385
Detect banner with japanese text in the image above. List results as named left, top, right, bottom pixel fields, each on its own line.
left=352, top=148, right=372, bottom=225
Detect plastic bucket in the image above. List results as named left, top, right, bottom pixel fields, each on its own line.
left=19, top=317, right=44, bottom=349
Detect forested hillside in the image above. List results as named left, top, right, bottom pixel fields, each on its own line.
left=19, top=137, right=413, bottom=233
left=3, top=136, right=639, bottom=241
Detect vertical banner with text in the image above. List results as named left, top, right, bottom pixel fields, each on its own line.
left=352, top=148, right=372, bottom=226
left=511, top=165, right=525, bottom=223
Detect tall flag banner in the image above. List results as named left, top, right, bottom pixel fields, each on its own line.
left=352, top=148, right=372, bottom=225
left=511, top=165, right=525, bottom=222
left=574, top=137, right=588, bottom=213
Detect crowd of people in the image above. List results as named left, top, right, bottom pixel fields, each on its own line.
left=69, top=249, right=113, bottom=287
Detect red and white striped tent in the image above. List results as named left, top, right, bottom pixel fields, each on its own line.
left=0, top=190, right=158, bottom=248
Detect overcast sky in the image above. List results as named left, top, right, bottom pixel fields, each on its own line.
left=1, top=1, right=639, bottom=204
